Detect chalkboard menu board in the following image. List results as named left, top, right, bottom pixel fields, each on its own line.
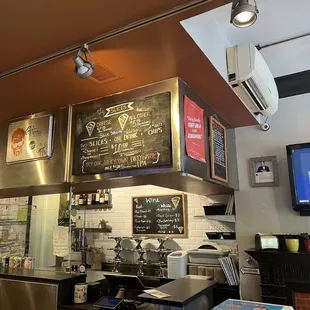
left=72, top=92, right=171, bottom=175
left=132, top=194, right=187, bottom=237
left=210, top=116, right=228, bottom=183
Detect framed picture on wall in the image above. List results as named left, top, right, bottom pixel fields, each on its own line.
left=249, top=156, right=279, bottom=187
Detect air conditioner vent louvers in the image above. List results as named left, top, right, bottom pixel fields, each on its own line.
left=247, top=77, right=269, bottom=110
left=242, top=77, right=269, bottom=111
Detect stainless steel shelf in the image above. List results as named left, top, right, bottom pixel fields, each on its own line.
left=72, top=228, right=112, bottom=233
left=0, top=220, right=27, bottom=226
left=0, top=241, right=17, bottom=248
left=72, top=204, right=112, bottom=210
left=203, top=239, right=237, bottom=244
left=146, top=248, right=173, bottom=253
left=194, top=215, right=235, bottom=223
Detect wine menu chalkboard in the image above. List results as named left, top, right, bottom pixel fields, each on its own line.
left=72, top=92, right=171, bottom=175
left=210, top=116, right=228, bottom=183
left=132, top=194, right=187, bottom=237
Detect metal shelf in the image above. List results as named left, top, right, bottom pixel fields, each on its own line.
left=187, top=262, right=221, bottom=267
left=203, top=239, right=237, bottom=244
left=71, top=247, right=88, bottom=252
left=0, top=205, right=36, bottom=207
left=0, top=220, right=27, bottom=225
left=72, top=204, right=112, bottom=210
left=146, top=248, right=174, bottom=253
left=106, top=248, right=173, bottom=253
left=194, top=215, right=235, bottom=223
left=0, top=241, right=17, bottom=248
left=72, top=228, right=112, bottom=233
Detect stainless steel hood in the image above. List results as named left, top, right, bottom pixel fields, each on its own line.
left=69, top=78, right=238, bottom=196
left=0, top=78, right=238, bottom=198
left=0, top=107, right=70, bottom=198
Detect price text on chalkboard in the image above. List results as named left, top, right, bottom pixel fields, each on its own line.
left=132, top=194, right=187, bottom=237
left=210, top=116, right=228, bottom=183
left=72, top=92, right=172, bottom=175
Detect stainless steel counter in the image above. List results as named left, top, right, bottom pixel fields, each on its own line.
left=0, top=267, right=86, bottom=310
left=0, top=267, right=85, bottom=283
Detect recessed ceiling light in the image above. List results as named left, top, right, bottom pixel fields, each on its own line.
left=231, top=0, right=259, bottom=28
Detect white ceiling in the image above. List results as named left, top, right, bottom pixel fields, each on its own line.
left=181, top=0, right=310, bottom=78
left=260, top=36, right=310, bottom=77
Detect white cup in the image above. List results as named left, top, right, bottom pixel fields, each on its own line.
left=74, top=283, right=88, bottom=303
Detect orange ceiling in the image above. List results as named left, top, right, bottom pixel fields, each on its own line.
left=0, top=0, right=256, bottom=127
left=1, top=0, right=194, bottom=71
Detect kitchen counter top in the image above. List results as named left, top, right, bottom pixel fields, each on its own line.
left=0, top=267, right=86, bottom=283
left=137, top=278, right=217, bottom=307
left=60, top=304, right=101, bottom=310
left=60, top=303, right=156, bottom=310
left=60, top=277, right=216, bottom=309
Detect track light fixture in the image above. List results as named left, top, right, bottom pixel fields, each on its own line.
left=231, top=0, right=259, bottom=28
left=72, top=44, right=94, bottom=78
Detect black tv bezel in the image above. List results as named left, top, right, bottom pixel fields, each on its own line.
left=287, top=142, right=310, bottom=211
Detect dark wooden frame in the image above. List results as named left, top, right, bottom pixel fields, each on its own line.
left=209, top=116, right=228, bottom=183
left=131, top=193, right=187, bottom=237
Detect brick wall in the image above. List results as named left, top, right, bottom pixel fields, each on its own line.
left=295, top=293, right=310, bottom=310
left=74, top=185, right=236, bottom=262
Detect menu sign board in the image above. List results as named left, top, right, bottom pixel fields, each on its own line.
left=210, top=116, right=228, bottom=183
left=6, top=115, right=54, bottom=164
left=184, top=96, right=206, bottom=163
left=72, top=92, right=172, bottom=175
left=132, top=194, right=187, bottom=237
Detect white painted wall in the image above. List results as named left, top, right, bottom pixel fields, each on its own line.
left=181, top=16, right=231, bottom=81
left=234, top=93, right=310, bottom=301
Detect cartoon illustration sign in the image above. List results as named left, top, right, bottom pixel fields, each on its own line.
left=6, top=115, right=54, bottom=164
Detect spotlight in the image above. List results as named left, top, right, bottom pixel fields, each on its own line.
left=231, top=0, right=259, bottom=28
left=73, top=44, right=94, bottom=78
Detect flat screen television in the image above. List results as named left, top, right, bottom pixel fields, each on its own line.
left=287, top=143, right=310, bottom=211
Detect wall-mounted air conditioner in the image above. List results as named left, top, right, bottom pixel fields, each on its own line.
left=227, top=44, right=278, bottom=118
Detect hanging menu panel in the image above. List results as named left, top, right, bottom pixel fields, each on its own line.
left=132, top=194, right=187, bottom=237
left=72, top=92, right=172, bottom=175
left=210, top=116, right=228, bottom=183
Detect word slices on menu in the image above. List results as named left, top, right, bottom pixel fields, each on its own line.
left=0, top=255, right=35, bottom=270
left=73, top=189, right=111, bottom=206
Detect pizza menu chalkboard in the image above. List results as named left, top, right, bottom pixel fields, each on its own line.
left=72, top=92, right=171, bottom=175
left=210, top=116, right=228, bottom=183
left=132, top=194, right=187, bottom=237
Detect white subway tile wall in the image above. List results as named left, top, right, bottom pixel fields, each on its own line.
left=74, top=185, right=235, bottom=261
left=0, top=197, right=29, bottom=256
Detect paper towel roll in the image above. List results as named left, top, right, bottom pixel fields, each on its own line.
left=74, top=283, right=88, bottom=304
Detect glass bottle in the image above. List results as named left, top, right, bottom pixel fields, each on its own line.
left=87, top=194, right=92, bottom=205
left=104, top=189, right=110, bottom=203
left=75, top=195, right=79, bottom=206
left=95, top=190, right=101, bottom=203
left=78, top=195, right=84, bottom=205
left=99, top=190, right=105, bottom=204
left=76, top=216, right=82, bottom=228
